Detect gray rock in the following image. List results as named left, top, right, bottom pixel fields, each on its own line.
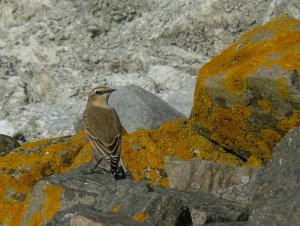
left=1, top=0, right=299, bottom=141
left=0, top=134, right=20, bottom=156
left=0, top=119, right=17, bottom=137
left=165, top=157, right=257, bottom=195
left=46, top=204, right=154, bottom=226
left=22, top=165, right=249, bottom=225
left=248, top=127, right=300, bottom=225
left=5, top=100, right=85, bottom=140
left=159, top=78, right=197, bottom=117
left=109, top=85, right=185, bottom=133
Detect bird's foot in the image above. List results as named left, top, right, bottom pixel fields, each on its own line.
left=80, top=168, right=109, bottom=175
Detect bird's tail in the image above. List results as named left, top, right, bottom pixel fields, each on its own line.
left=114, top=159, right=127, bottom=180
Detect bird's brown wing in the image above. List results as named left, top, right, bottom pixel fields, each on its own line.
left=82, top=108, right=121, bottom=173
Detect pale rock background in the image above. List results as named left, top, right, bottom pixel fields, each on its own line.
left=0, top=0, right=299, bottom=140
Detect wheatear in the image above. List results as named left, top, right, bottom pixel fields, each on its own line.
left=82, top=86, right=126, bottom=180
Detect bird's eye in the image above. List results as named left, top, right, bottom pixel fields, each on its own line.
left=95, top=90, right=102, bottom=95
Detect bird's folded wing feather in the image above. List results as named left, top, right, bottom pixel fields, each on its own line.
left=82, top=113, right=121, bottom=167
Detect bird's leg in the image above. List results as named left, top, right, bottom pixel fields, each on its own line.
left=90, top=158, right=103, bottom=173
left=81, top=158, right=107, bottom=175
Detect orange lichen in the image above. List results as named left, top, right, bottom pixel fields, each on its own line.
left=113, top=204, right=122, bottom=213
left=245, top=156, right=263, bottom=167
left=44, top=184, right=64, bottom=221
left=132, top=212, right=145, bottom=222
left=258, top=99, right=272, bottom=113
left=276, top=78, right=289, bottom=99
left=277, top=110, right=300, bottom=133
left=224, top=72, right=247, bottom=96
left=0, top=131, right=93, bottom=225
left=28, top=211, right=43, bottom=226
left=122, top=119, right=243, bottom=187
left=191, top=15, right=300, bottom=163
left=260, top=129, right=282, bottom=147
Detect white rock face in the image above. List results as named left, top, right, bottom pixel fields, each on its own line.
left=147, top=65, right=190, bottom=91
left=0, top=120, right=16, bottom=137
left=0, top=0, right=298, bottom=140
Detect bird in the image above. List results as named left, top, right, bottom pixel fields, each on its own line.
left=82, top=86, right=126, bottom=180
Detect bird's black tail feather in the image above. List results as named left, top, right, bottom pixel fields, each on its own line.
left=114, top=159, right=127, bottom=180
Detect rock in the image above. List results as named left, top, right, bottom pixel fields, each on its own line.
left=109, top=85, right=185, bottom=133
left=0, top=131, right=93, bottom=225
left=108, top=73, right=158, bottom=94
left=21, top=165, right=248, bottom=226
left=121, top=16, right=300, bottom=186
left=212, top=184, right=254, bottom=206
left=46, top=204, right=154, bottom=226
left=0, top=119, right=17, bottom=137
left=0, top=134, right=20, bottom=156
left=1, top=1, right=299, bottom=141
left=5, top=101, right=85, bottom=140
left=159, top=78, right=197, bottom=117
left=165, top=157, right=257, bottom=195
left=248, top=127, right=300, bottom=225
left=191, top=15, right=300, bottom=165
left=147, top=65, right=190, bottom=91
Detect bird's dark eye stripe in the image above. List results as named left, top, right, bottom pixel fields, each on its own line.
left=95, top=90, right=102, bottom=95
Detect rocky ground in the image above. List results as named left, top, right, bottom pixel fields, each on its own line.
left=0, top=127, right=299, bottom=225
left=0, top=0, right=299, bottom=141
left=0, top=1, right=300, bottom=226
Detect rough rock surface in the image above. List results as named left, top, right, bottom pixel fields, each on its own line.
left=0, top=0, right=299, bottom=141
left=165, top=157, right=257, bottom=193
left=159, top=78, right=197, bottom=117
left=0, top=131, right=93, bottom=225
left=191, top=15, right=300, bottom=165
left=0, top=134, right=20, bottom=156
left=247, top=127, right=300, bottom=225
left=120, top=16, right=300, bottom=187
left=46, top=204, right=154, bottom=226
left=109, top=85, right=185, bottom=133
left=22, top=165, right=248, bottom=226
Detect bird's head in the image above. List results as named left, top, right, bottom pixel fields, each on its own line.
left=88, top=86, right=116, bottom=107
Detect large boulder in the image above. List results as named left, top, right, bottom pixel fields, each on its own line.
left=191, top=15, right=300, bottom=164
left=248, top=127, right=300, bottom=225
left=21, top=165, right=248, bottom=226
left=122, top=16, right=300, bottom=187
left=1, top=0, right=299, bottom=141
left=109, top=85, right=185, bottom=133
left=0, top=131, right=93, bottom=225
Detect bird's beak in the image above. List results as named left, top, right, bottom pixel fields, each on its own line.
left=106, top=88, right=116, bottom=93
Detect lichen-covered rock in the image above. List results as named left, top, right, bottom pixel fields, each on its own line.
left=248, top=127, right=300, bottom=225
left=122, top=119, right=244, bottom=187
left=22, top=165, right=248, bottom=226
left=121, top=16, right=300, bottom=186
left=0, top=131, right=93, bottom=225
left=191, top=15, right=300, bottom=165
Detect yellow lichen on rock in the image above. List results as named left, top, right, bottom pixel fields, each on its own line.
left=44, top=184, right=64, bottom=221
left=258, top=99, right=272, bottom=113
left=28, top=211, right=43, bottom=226
left=277, top=110, right=300, bottom=133
left=0, top=131, right=93, bottom=225
left=276, top=78, right=289, bottom=99
left=122, top=119, right=243, bottom=187
left=191, top=15, right=300, bottom=162
left=132, top=212, right=145, bottom=222
left=113, top=204, right=122, bottom=213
